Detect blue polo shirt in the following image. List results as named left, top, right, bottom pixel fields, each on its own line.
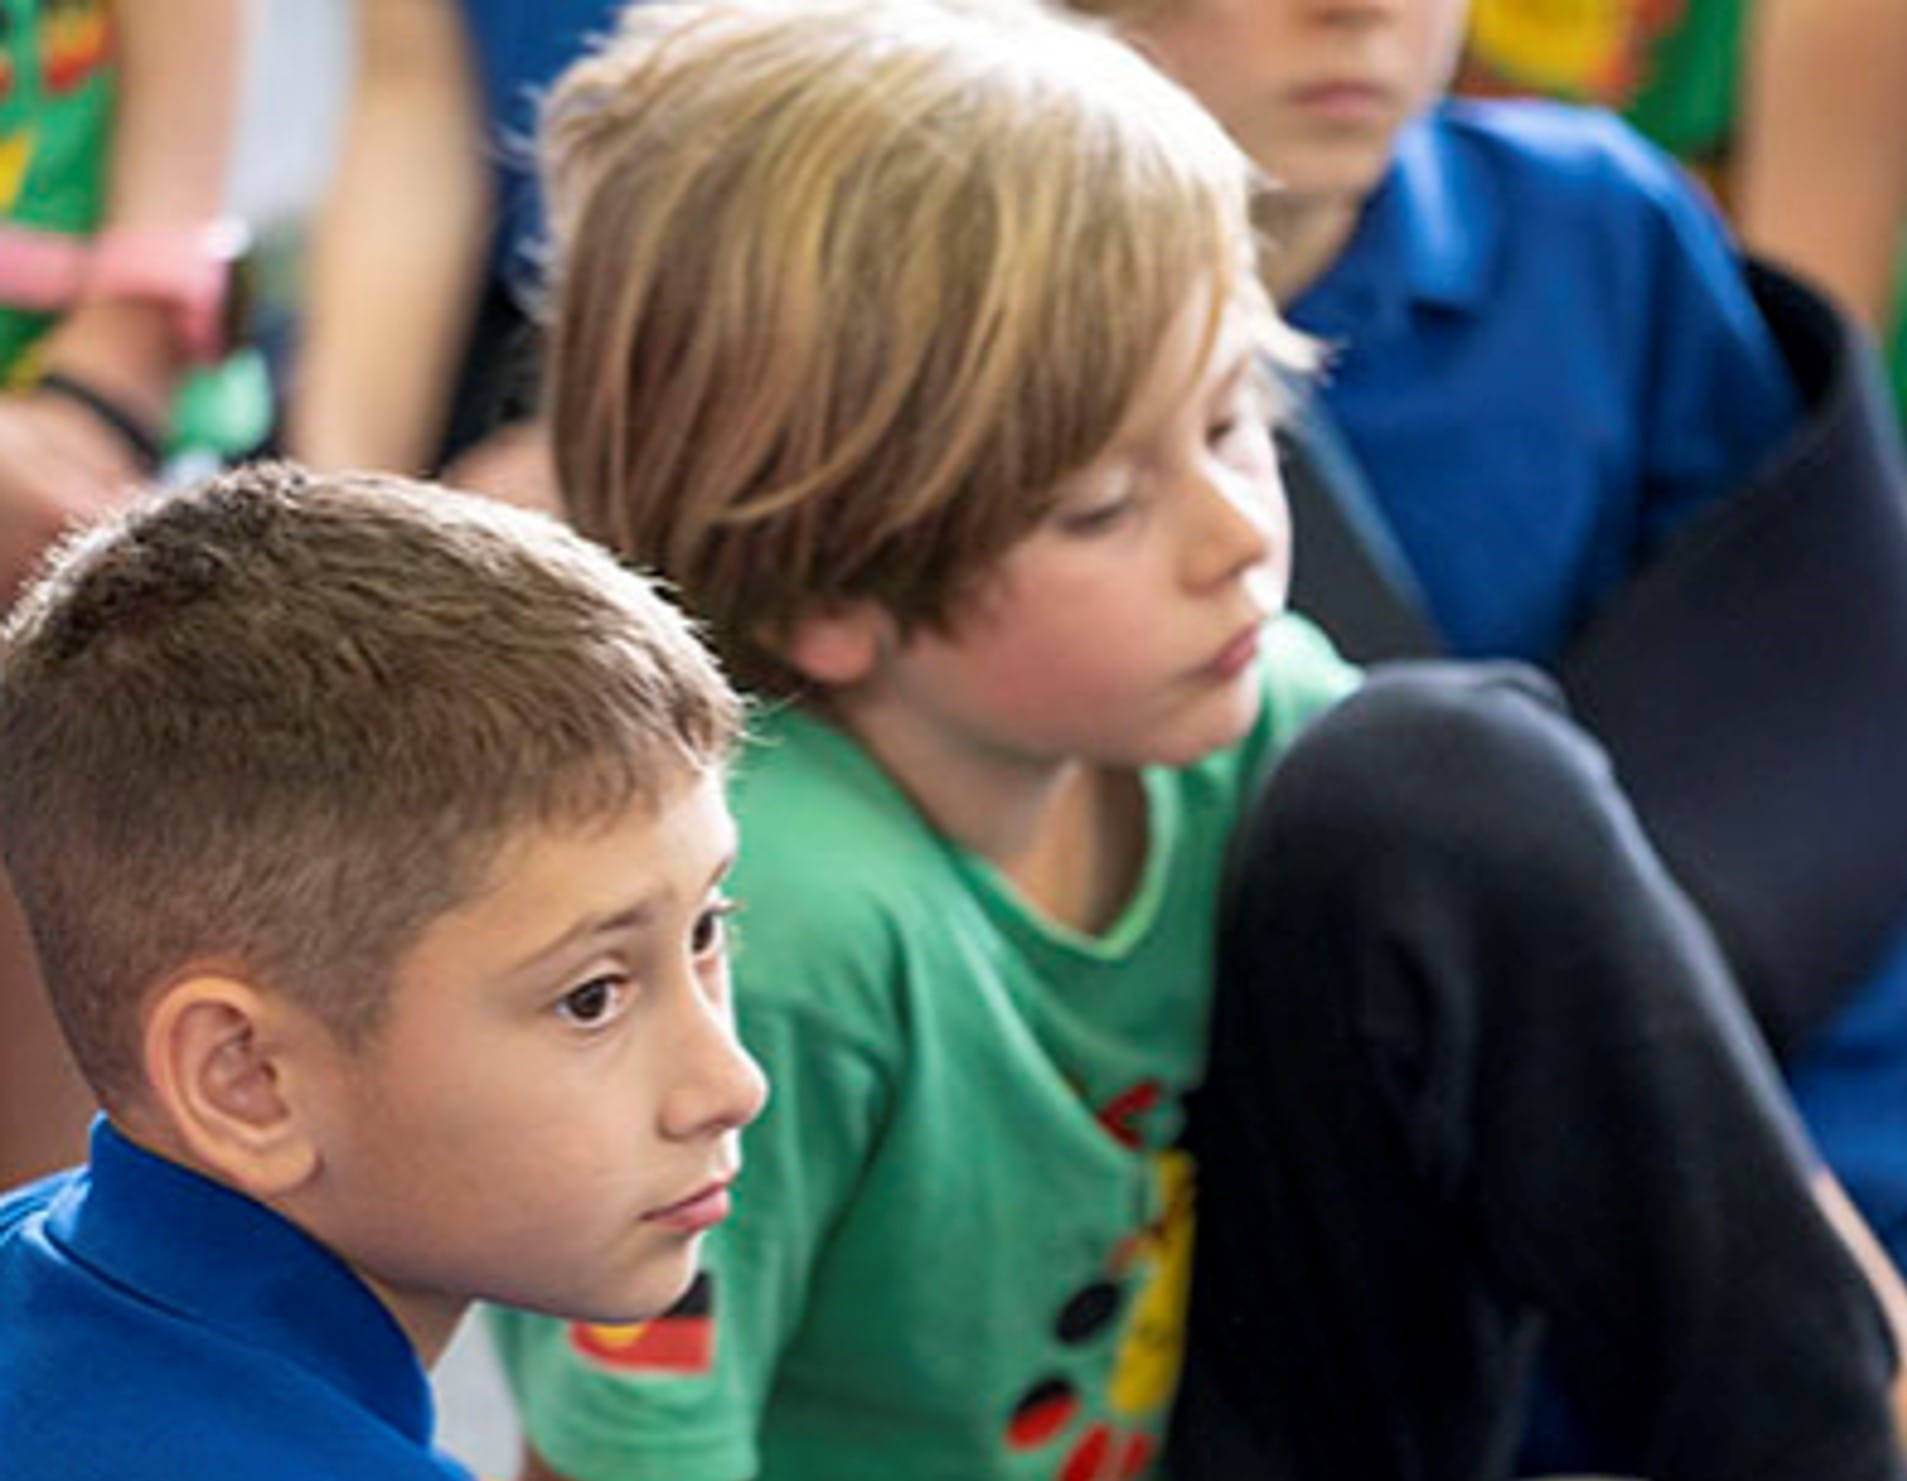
left=0, top=1119, right=474, bottom=1479
left=1289, top=98, right=1907, bottom=1276
left=1290, top=98, right=1796, bottom=662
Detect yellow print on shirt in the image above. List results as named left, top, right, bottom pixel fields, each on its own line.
left=1466, top=0, right=1684, bottom=104
left=0, top=132, right=28, bottom=212
left=1108, top=1149, right=1194, bottom=1419
left=999, top=1147, right=1196, bottom=1479
left=38, top=0, right=112, bottom=96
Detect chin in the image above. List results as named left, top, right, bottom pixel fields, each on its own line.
left=1153, top=706, right=1259, bottom=769
left=509, top=1245, right=705, bottom=1328
left=1273, top=151, right=1396, bottom=213
left=617, top=1246, right=706, bottom=1323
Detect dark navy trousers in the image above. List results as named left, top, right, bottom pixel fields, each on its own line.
left=1171, top=664, right=1903, bottom=1481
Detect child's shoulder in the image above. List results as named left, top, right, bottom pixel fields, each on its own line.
left=732, top=703, right=954, bottom=888
left=726, top=705, right=975, bottom=1012
left=1429, top=96, right=1712, bottom=222
left=0, top=1165, right=77, bottom=1244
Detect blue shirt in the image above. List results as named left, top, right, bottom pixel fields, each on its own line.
left=1292, top=99, right=1796, bottom=662
left=458, top=0, right=622, bottom=302
left=0, top=1120, right=474, bottom=1479
left=1290, top=98, right=1907, bottom=1273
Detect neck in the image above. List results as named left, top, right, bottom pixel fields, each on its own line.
left=829, top=696, right=1147, bottom=935
left=1255, top=191, right=1363, bottom=306
left=353, top=1269, right=465, bottom=1369
left=118, top=1108, right=466, bottom=1369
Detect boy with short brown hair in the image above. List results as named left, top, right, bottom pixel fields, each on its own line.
left=0, top=462, right=766, bottom=1478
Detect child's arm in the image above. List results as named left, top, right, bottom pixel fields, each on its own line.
left=31, top=0, right=244, bottom=420
left=1813, top=1168, right=1907, bottom=1442
left=287, top=0, right=490, bottom=475
left=1735, top=0, right=1907, bottom=338
left=0, top=0, right=244, bottom=600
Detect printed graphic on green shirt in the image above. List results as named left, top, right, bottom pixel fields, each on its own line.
left=1460, top=0, right=1685, bottom=105
left=0, top=0, right=116, bottom=380
left=1457, top=0, right=1746, bottom=164
left=1001, top=1144, right=1193, bottom=1481
left=568, top=1271, right=717, bottom=1377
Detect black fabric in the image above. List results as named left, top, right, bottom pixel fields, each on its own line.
left=1275, top=376, right=1440, bottom=668
left=1558, top=260, right=1907, bottom=1058
left=1280, top=260, right=1907, bottom=1061
left=1172, top=664, right=1904, bottom=1481
left=1281, top=412, right=1443, bottom=664
left=435, top=276, right=543, bottom=470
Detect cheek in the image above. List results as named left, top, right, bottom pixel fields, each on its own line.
left=1417, top=2, right=1471, bottom=101
left=991, top=634, right=1167, bottom=738
left=976, top=585, right=1168, bottom=698
left=1138, top=9, right=1276, bottom=111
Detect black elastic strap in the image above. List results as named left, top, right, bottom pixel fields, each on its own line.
left=35, top=370, right=165, bottom=473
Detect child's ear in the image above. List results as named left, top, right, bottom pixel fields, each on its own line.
left=141, top=973, right=321, bottom=1199
left=782, top=601, right=889, bottom=687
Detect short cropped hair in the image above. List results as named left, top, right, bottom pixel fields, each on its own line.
left=544, top=0, right=1299, bottom=694
left=0, top=463, right=739, bottom=1106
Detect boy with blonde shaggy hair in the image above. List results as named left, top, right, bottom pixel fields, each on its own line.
left=494, top=3, right=1905, bottom=1479
left=0, top=463, right=767, bottom=1478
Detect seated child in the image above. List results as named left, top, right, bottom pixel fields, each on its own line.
left=492, top=3, right=1906, bottom=1478
left=1095, top=0, right=1907, bottom=1467
left=0, top=462, right=767, bottom=1477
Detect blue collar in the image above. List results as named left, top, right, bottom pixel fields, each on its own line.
left=1292, top=104, right=1501, bottom=336
left=48, top=1119, right=436, bottom=1444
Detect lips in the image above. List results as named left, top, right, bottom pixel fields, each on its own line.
left=644, top=1179, right=735, bottom=1233
left=1288, top=79, right=1394, bottom=124
left=1204, top=622, right=1263, bottom=681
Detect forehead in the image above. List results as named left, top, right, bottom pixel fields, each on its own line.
left=1105, top=283, right=1267, bottom=449
left=387, top=770, right=734, bottom=991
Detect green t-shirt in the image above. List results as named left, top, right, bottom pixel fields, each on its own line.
left=1461, top=0, right=1744, bottom=160
left=491, top=615, right=1359, bottom=1481
left=0, top=0, right=115, bottom=381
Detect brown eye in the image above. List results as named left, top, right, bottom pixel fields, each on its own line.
left=557, top=975, right=626, bottom=1026
left=1058, top=498, right=1136, bottom=536
left=691, top=899, right=737, bottom=957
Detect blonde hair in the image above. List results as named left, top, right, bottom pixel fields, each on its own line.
left=544, top=0, right=1300, bottom=694
left=0, top=463, right=740, bottom=1105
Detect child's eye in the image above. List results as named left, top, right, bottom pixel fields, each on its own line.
left=556, top=974, right=630, bottom=1027
left=691, top=898, right=738, bottom=958
left=1055, top=496, right=1137, bottom=537
left=1212, top=396, right=1275, bottom=468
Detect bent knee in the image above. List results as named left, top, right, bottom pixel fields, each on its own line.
left=1237, top=660, right=1629, bottom=888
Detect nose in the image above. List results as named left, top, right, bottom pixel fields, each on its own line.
left=660, top=988, right=770, bottom=1142
left=1186, top=458, right=1287, bottom=593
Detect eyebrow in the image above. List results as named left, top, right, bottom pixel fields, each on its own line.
left=507, top=902, right=660, bottom=978
left=508, top=848, right=737, bottom=976
left=1101, top=346, right=1261, bottom=469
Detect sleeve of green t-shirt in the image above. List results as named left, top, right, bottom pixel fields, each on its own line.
left=491, top=980, right=897, bottom=1481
